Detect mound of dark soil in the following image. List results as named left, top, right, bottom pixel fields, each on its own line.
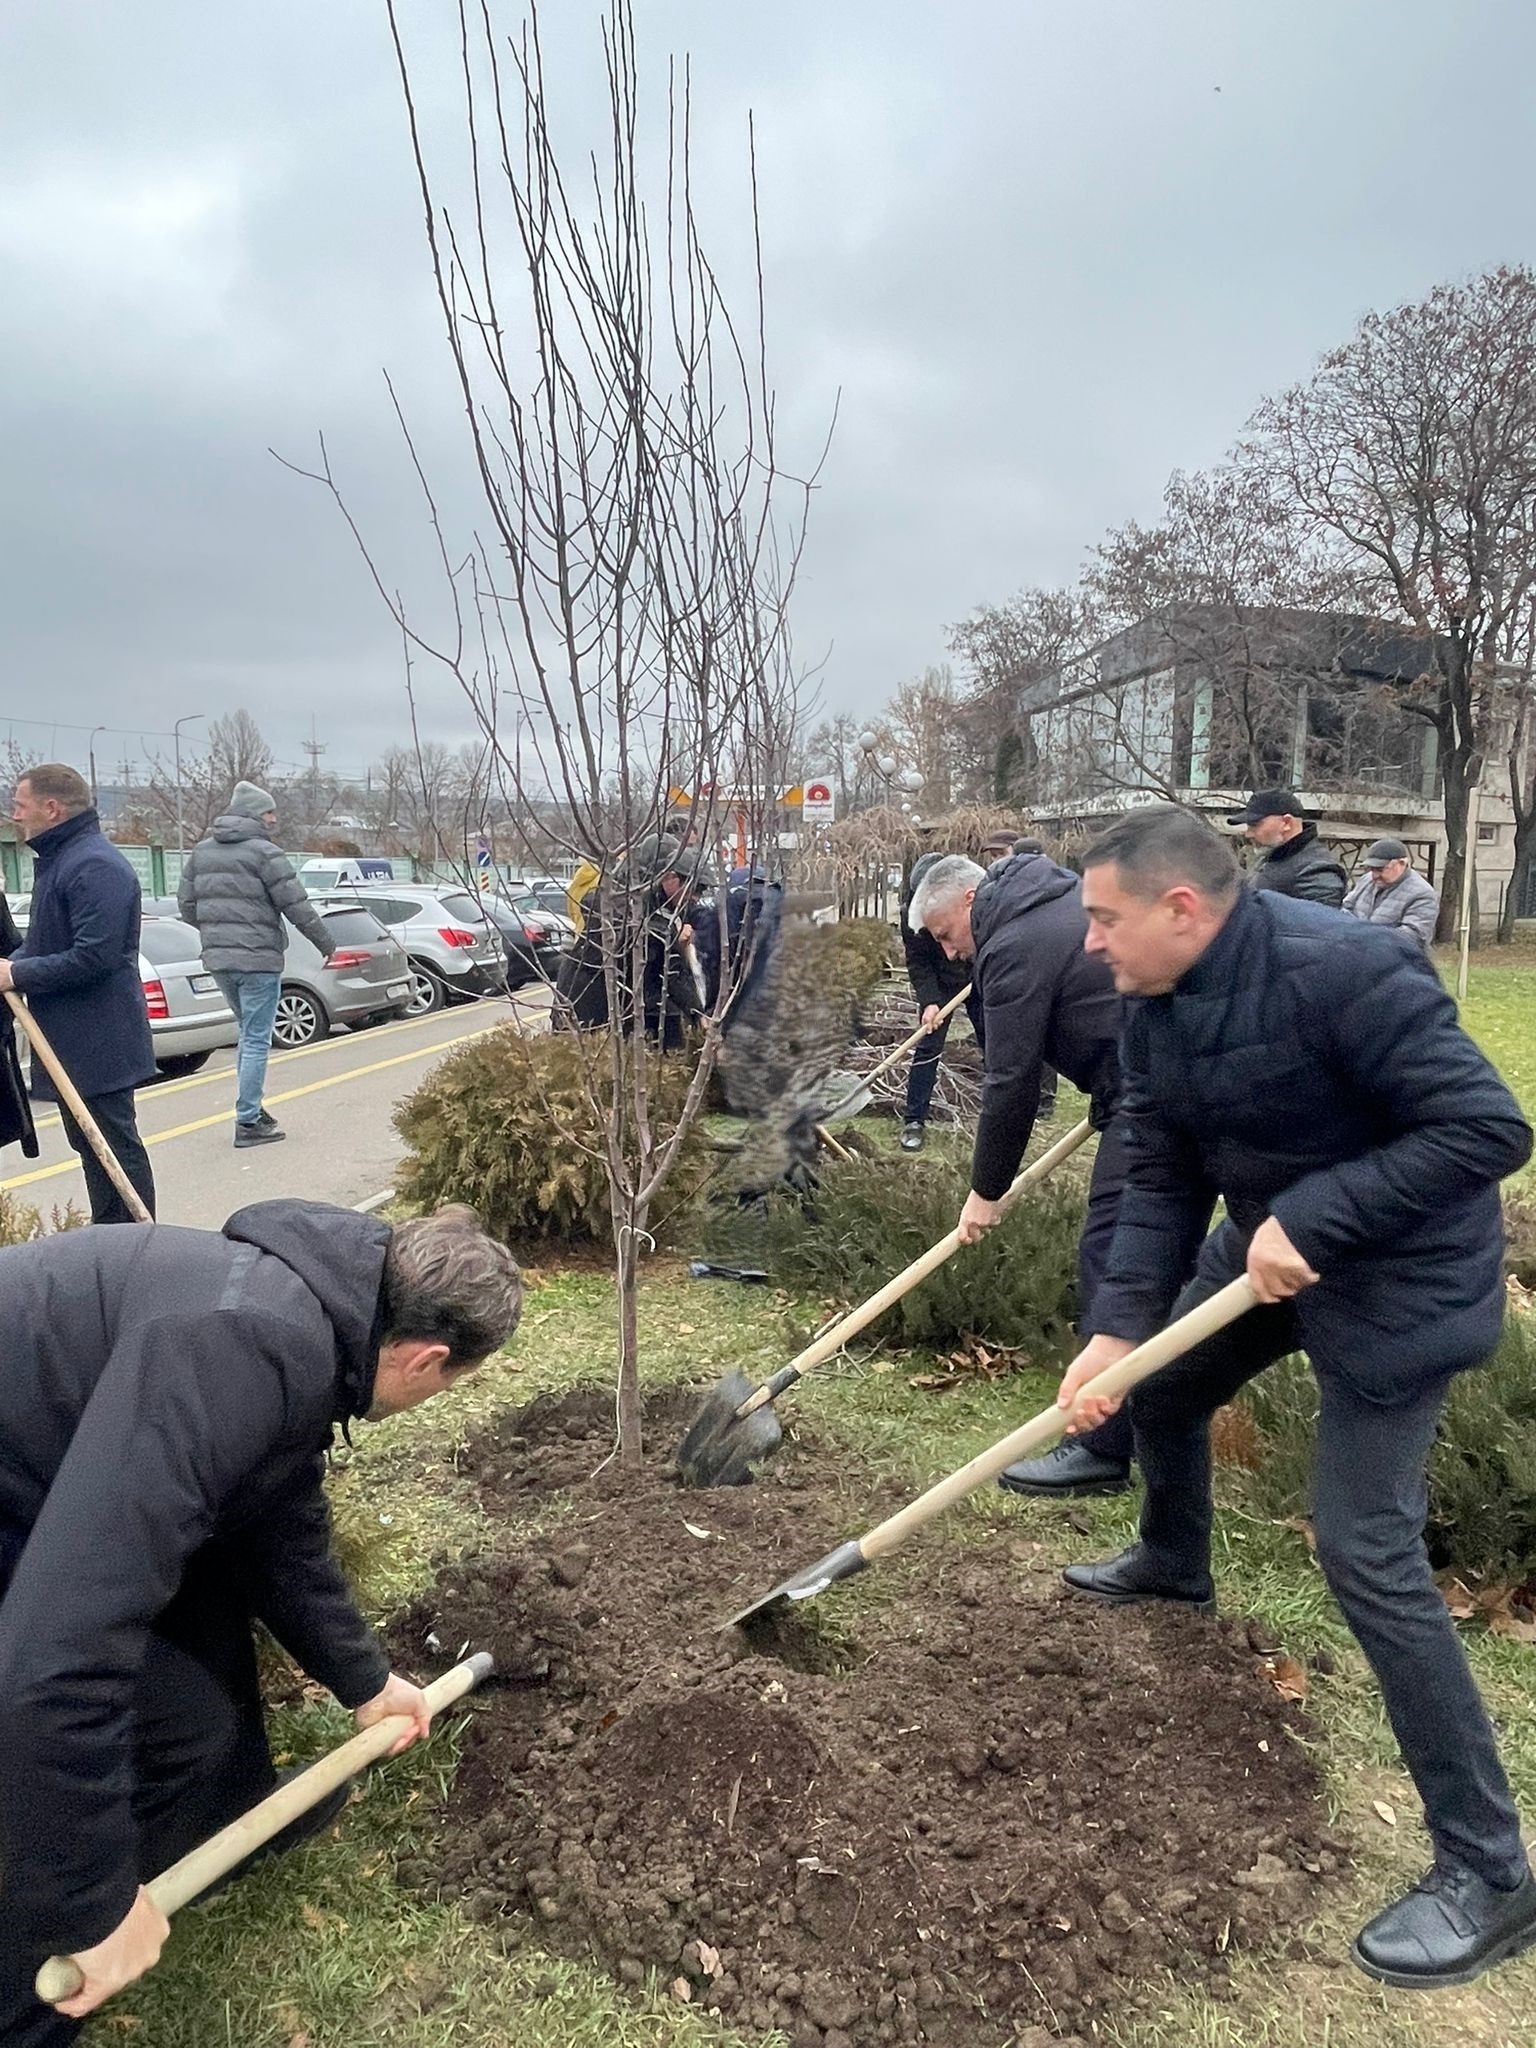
left=394, top=1387, right=1343, bottom=2047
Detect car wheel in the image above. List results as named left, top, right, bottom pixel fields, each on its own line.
left=405, top=963, right=447, bottom=1016
left=155, top=1051, right=211, bottom=1078
left=272, top=986, right=329, bottom=1048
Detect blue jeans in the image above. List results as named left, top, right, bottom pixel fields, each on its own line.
left=212, top=971, right=282, bottom=1125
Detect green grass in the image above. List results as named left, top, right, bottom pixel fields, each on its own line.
left=1446, top=946, right=1536, bottom=1188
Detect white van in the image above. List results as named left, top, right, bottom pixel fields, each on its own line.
left=298, top=857, right=397, bottom=894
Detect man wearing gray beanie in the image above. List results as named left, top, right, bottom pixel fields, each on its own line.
left=177, top=783, right=337, bottom=1145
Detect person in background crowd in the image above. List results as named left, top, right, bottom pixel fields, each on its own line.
left=1058, top=804, right=1534, bottom=1989
left=1343, top=837, right=1440, bottom=952
left=0, top=765, right=155, bottom=1223
left=177, top=782, right=339, bottom=1148
left=898, top=851, right=983, bottom=1153
left=0, top=893, right=37, bottom=1161
left=1226, top=788, right=1347, bottom=907
left=557, top=833, right=711, bottom=1049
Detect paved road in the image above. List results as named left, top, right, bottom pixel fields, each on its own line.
left=1, top=988, right=551, bottom=1229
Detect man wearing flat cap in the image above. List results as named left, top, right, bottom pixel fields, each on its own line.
left=1344, top=838, right=1440, bottom=952
left=1227, top=789, right=1347, bottom=908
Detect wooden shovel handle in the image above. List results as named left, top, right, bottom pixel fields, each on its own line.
left=35, top=1654, right=493, bottom=2008
left=741, top=1117, right=1094, bottom=1415
left=860, top=1276, right=1257, bottom=1562
left=4, top=991, right=153, bottom=1224
left=820, top=982, right=973, bottom=1124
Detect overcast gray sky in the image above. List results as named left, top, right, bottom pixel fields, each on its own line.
left=3, top=0, right=1535, bottom=785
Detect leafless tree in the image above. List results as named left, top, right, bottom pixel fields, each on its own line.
left=283, top=0, right=819, bottom=1462
left=946, top=585, right=1099, bottom=802
left=1247, top=266, right=1536, bottom=940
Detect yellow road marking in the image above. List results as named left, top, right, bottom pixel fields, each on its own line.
left=26, top=994, right=531, bottom=1130
left=1, top=1020, right=502, bottom=1192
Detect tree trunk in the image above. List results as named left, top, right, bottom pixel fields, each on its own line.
left=1434, top=740, right=1478, bottom=945
left=614, top=1216, right=644, bottom=1468
left=1500, top=828, right=1536, bottom=942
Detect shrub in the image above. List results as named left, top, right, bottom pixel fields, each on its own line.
left=1239, top=1312, right=1536, bottom=1585
left=394, top=1025, right=713, bottom=1246
left=0, top=1192, right=86, bottom=1246
left=699, top=1140, right=1087, bottom=1366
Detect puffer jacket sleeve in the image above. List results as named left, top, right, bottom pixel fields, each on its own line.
left=176, top=851, right=198, bottom=926
left=1290, top=851, right=1347, bottom=908
left=1400, top=876, right=1440, bottom=949
left=261, top=845, right=335, bottom=956
left=1269, top=939, right=1532, bottom=1265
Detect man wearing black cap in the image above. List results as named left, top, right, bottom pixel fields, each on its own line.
left=1344, top=838, right=1440, bottom=951
left=1227, top=789, right=1347, bottom=907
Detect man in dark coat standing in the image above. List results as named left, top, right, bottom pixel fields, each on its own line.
left=910, top=849, right=1168, bottom=1496
left=0, top=765, right=155, bottom=1221
left=0, top=1199, right=523, bottom=2040
left=1058, top=803, right=1536, bottom=1988
left=1227, top=787, right=1347, bottom=905
left=897, top=851, right=982, bottom=1152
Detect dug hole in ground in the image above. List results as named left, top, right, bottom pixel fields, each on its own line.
left=392, top=1386, right=1341, bottom=2048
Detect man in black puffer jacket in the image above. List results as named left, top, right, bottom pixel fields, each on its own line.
left=177, top=782, right=338, bottom=1147
left=1227, top=787, right=1347, bottom=905
left=1057, top=804, right=1535, bottom=1990
left=0, top=1199, right=522, bottom=2041
left=909, top=849, right=1193, bottom=1495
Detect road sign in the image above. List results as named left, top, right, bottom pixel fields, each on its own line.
left=801, top=778, right=835, bottom=824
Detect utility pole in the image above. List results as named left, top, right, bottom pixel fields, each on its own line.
left=88, top=725, right=106, bottom=807
left=173, top=712, right=204, bottom=853
left=302, top=718, right=327, bottom=834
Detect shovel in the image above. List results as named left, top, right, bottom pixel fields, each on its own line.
left=722, top=1275, right=1257, bottom=1632
left=818, top=982, right=973, bottom=1126
left=676, top=1116, right=1094, bottom=1487
left=4, top=990, right=153, bottom=1223
left=34, top=1651, right=496, bottom=2009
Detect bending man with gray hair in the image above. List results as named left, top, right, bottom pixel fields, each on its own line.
left=0, top=1199, right=523, bottom=2041
left=910, top=845, right=1169, bottom=1496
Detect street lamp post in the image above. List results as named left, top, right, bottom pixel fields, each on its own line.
left=87, top=726, right=106, bottom=807
left=173, top=713, right=205, bottom=854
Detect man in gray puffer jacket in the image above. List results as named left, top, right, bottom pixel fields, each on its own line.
left=178, top=783, right=336, bottom=1146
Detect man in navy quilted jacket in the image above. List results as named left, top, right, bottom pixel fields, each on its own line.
left=1055, top=803, right=1535, bottom=1990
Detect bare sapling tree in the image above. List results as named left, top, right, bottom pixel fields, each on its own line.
left=284, top=0, right=819, bottom=1462
left=1247, top=266, right=1536, bottom=941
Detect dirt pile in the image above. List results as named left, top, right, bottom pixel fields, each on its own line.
left=394, top=1388, right=1343, bottom=2046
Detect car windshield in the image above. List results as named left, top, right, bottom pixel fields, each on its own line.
left=439, top=891, right=490, bottom=925
left=321, top=908, right=389, bottom=945
left=138, top=920, right=206, bottom=966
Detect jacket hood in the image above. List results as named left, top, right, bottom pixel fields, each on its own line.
left=970, top=850, right=1079, bottom=952
left=222, top=1199, right=391, bottom=1418
left=211, top=811, right=273, bottom=844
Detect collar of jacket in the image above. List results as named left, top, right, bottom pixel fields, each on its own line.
left=1262, top=821, right=1317, bottom=864
left=1172, top=885, right=1258, bottom=999
left=26, top=807, right=102, bottom=861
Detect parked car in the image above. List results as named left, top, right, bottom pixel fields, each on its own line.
left=136, top=918, right=241, bottom=1077
left=504, top=874, right=572, bottom=924
left=299, top=857, right=397, bottom=894
left=482, top=892, right=568, bottom=989
left=273, top=903, right=415, bottom=1048
left=318, top=885, right=506, bottom=1016
left=496, top=882, right=577, bottom=948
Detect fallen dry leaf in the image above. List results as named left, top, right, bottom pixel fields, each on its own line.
left=1262, top=1654, right=1309, bottom=1703
left=1277, top=1515, right=1318, bottom=1554
left=908, top=1372, right=962, bottom=1392
left=697, top=1941, right=721, bottom=1978
left=1372, top=1799, right=1398, bottom=1828
left=676, top=1323, right=696, bottom=1336
left=1442, top=1577, right=1478, bottom=1621
left=300, top=1903, right=326, bottom=1931
left=671, top=1977, right=692, bottom=2003
left=1488, top=1598, right=1536, bottom=1644
left=681, top=1521, right=714, bottom=1541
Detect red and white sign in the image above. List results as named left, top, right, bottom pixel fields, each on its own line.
left=802, top=778, right=835, bottom=824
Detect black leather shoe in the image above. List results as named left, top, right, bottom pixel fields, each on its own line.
left=1353, top=1863, right=1536, bottom=1989
left=1000, top=1440, right=1132, bottom=1498
left=900, top=1122, right=925, bottom=1152
left=234, top=1121, right=285, bottom=1147
left=1063, top=1543, right=1214, bottom=1612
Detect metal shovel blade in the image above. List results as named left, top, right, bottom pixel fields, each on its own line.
left=722, top=1539, right=868, bottom=1633
left=675, top=1368, right=785, bottom=1487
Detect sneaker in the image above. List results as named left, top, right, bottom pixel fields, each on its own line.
left=900, top=1122, right=926, bottom=1152
left=999, top=1438, right=1133, bottom=1498
left=1353, top=1863, right=1536, bottom=1989
left=234, top=1121, right=285, bottom=1148
left=254, top=1109, right=279, bottom=1130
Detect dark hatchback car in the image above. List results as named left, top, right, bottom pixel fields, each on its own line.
left=482, top=891, right=566, bottom=991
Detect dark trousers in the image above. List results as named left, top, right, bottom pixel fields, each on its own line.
left=903, top=994, right=986, bottom=1124
left=1128, top=1298, right=1526, bottom=1887
left=0, top=1572, right=273, bottom=2044
left=1072, top=1116, right=1135, bottom=1465
left=56, top=1088, right=155, bottom=1225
